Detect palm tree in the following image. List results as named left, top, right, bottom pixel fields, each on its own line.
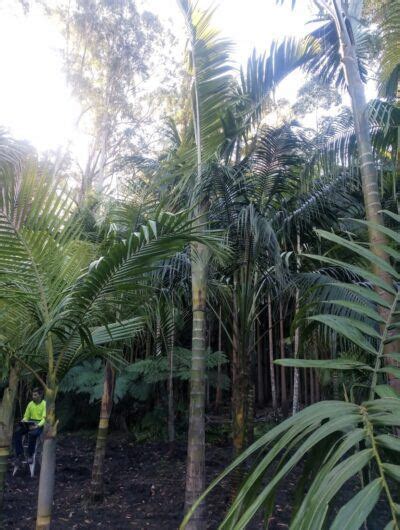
left=277, top=0, right=400, bottom=390
left=0, top=155, right=221, bottom=529
left=182, top=211, right=400, bottom=530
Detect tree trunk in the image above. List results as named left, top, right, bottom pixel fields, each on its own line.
left=332, top=0, right=400, bottom=392
left=184, top=241, right=209, bottom=530
left=36, top=386, right=57, bottom=530
left=231, top=285, right=246, bottom=457
left=267, top=295, right=277, bottom=409
left=215, top=307, right=223, bottom=409
left=90, top=361, right=115, bottom=502
left=292, top=317, right=300, bottom=414
left=292, top=233, right=301, bottom=415
left=0, top=366, right=18, bottom=511
left=256, top=319, right=264, bottom=406
left=310, top=369, right=315, bottom=404
left=167, top=314, right=175, bottom=448
left=303, top=369, right=308, bottom=407
left=279, top=302, right=288, bottom=414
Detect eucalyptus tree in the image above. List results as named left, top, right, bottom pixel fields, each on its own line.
left=41, top=0, right=178, bottom=199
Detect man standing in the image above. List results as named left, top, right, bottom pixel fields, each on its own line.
left=13, top=387, right=46, bottom=464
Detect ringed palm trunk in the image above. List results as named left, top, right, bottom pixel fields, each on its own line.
left=215, top=306, right=223, bottom=409
left=90, top=361, right=115, bottom=502
left=0, top=365, right=18, bottom=511
left=267, top=295, right=277, bottom=409
left=292, top=233, right=301, bottom=414
left=184, top=240, right=209, bottom=529
left=256, top=319, right=264, bottom=405
left=292, top=291, right=301, bottom=414
left=167, top=314, right=175, bottom=449
left=231, top=288, right=248, bottom=496
left=231, top=277, right=247, bottom=458
left=36, top=384, right=57, bottom=530
left=36, top=335, right=58, bottom=530
left=279, top=302, right=288, bottom=414
left=332, top=0, right=400, bottom=391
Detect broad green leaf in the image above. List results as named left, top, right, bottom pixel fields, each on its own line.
left=330, top=478, right=382, bottom=530
left=382, top=463, right=400, bottom=481
left=379, top=367, right=400, bottom=379
left=322, top=299, right=385, bottom=323
left=376, top=434, right=400, bottom=452
left=299, top=449, right=374, bottom=530
left=309, top=315, right=379, bottom=355
left=327, top=283, right=391, bottom=309
left=227, top=415, right=363, bottom=529
left=314, top=229, right=400, bottom=280
left=353, top=218, right=400, bottom=248
left=375, top=384, right=400, bottom=398
left=275, top=358, right=371, bottom=370
left=303, top=254, right=396, bottom=295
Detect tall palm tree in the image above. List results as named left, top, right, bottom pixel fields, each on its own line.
left=277, top=0, right=400, bottom=389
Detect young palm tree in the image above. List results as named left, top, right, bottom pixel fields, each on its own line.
left=0, top=157, right=221, bottom=529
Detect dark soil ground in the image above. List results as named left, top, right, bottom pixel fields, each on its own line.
left=2, top=433, right=391, bottom=529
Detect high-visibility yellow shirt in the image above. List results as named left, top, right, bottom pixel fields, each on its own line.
left=23, top=400, right=46, bottom=427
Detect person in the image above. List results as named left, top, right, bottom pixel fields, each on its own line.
left=13, top=387, right=46, bottom=465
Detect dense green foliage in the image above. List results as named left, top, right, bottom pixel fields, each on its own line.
left=0, top=0, right=400, bottom=529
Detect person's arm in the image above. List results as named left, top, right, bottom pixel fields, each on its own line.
left=37, top=401, right=46, bottom=428
left=23, top=402, right=32, bottom=422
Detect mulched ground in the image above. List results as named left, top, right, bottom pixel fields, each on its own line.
left=1, top=433, right=391, bottom=529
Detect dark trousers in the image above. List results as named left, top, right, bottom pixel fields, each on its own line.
left=13, top=424, right=43, bottom=457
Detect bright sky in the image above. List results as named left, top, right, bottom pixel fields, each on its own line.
left=0, top=0, right=321, bottom=155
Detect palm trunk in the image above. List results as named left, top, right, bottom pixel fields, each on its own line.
left=36, top=385, right=57, bottom=530
left=215, top=307, right=223, bottom=409
left=256, top=319, right=264, bottom=405
left=292, top=287, right=301, bottom=415
left=303, top=369, right=308, bottom=406
left=184, top=240, right=209, bottom=529
left=267, top=295, right=277, bottom=409
left=231, top=285, right=246, bottom=457
left=310, top=369, right=315, bottom=404
left=90, top=361, right=115, bottom=502
left=0, top=366, right=18, bottom=511
left=332, top=0, right=400, bottom=391
left=292, top=233, right=301, bottom=415
left=167, top=314, right=175, bottom=448
left=279, top=302, right=287, bottom=414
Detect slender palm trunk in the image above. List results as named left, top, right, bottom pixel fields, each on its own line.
left=256, top=319, right=264, bottom=405
left=183, top=6, right=211, bottom=524
left=304, top=369, right=308, bottom=406
left=231, top=285, right=246, bottom=457
left=332, top=0, right=400, bottom=390
left=279, top=302, right=287, bottom=414
left=184, top=240, right=209, bottom=529
left=168, top=314, right=175, bottom=448
left=292, top=233, right=301, bottom=415
left=292, top=286, right=301, bottom=415
left=267, top=295, right=277, bottom=409
left=310, top=369, right=315, bottom=404
left=36, top=384, right=57, bottom=530
left=0, top=366, right=18, bottom=510
left=215, top=307, right=223, bottom=409
left=91, top=361, right=115, bottom=502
